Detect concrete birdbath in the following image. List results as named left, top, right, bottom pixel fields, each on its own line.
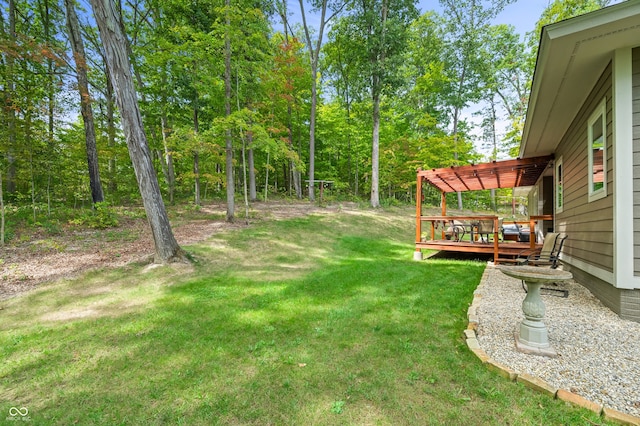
left=497, top=265, right=573, bottom=357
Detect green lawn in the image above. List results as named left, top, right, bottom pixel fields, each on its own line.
left=0, top=205, right=605, bottom=425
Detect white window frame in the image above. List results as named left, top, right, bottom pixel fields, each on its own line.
left=587, top=98, right=607, bottom=202
left=555, top=156, right=563, bottom=213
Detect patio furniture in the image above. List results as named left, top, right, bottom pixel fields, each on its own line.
left=528, top=235, right=567, bottom=268
left=502, top=222, right=530, bottom=242
left=497, top=233, right=561, bottom=267
left=444, top=220, right=466, bottom=242
left=514, top=222, right=530, bottom=242
left=477, top=218, right=500, bottom=243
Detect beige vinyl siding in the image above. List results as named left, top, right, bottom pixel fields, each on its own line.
left=633, top=47, right=640, bottom=274
left=556, top=62, right=614, bottom=273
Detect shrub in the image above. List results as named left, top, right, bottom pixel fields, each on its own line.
left=69, top=202, right=119, bottom=229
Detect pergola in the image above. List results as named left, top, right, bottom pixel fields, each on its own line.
left=418, top=155, right=554, bottom=199
left=415, top=155, right=554, bottom=261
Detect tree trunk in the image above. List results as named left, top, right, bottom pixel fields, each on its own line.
left=490, top=98, right=497, bottom=212
left=224, top=0, right=234, bottom=221
left=106, top=68, right=118, bottom=193
left=194, top=151, right=200, bottom=205
left=369, top=0, right=388, bottom=209
left=0, top=165, right=4, bottom=245
left=371, top=89, right=381, bottom=208
left=264, top=152, right=270, bottom=202
left=241, top=132, right=249, bottom=224
left=308, top=67, right=317, bottom=202
left=193, top=101, right=200, bottom=206
left=282, top=12, right=302, bottom=200
left=161, top=115, right=175, bottom=204
left=298, top=0, right=330, bottom=203
left=6, top=0, right=16, bottom=194
left=90, top=0, right=185, bottom=263
left=452, top=106, right=463, bottom=210
left=66, top=0, right=105, bottom=204
left=452, top=61, right=468, bottom=211
left=248, top=147, right=257, bottom=202
left=39, top=0, right=56, bottom=212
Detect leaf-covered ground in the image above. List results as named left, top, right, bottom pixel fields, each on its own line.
left=0, top=201, right=346, bottom=300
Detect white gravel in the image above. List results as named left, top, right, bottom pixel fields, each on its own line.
left=475, top=264, right=640, bottom=418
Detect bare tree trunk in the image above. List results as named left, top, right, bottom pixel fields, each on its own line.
left=241, top=132, right=249, bottom=224
left=264, top=152, right=270, bottom=202
left=90, top=0, right=185, bottom=263
left=26, top=112, right=37, bottom=221
left=371, top=89, right=381, bottom=208
left=298, top=0, right=331, bottom=202
left=160, top=115, right=175, bottom=204
left=38, top=0, right=56, bottom=212
left=106, top=68, right=118, bottom=193
left=194, top=150, right=200, bottom=205
left=193, top=93, right=200, bottom=206
left=490, top=97, right=497, bottom=212
left=224, top=0, right=234, bottom=221
left=369, top=0, right=388, bottom=209
left=452, top=107, right=463, bottom=210
left=248, top=146, right=257, bottom=202
left=6, top=0, right=16, bottom=194
left=279, top=6, right=303, bottom=200
left=0, top=28, right=4, bottom=240
left=66, top=0, right=105, bottom=204
left=0, top=166, right=4, bottom=245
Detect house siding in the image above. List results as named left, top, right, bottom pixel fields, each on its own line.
left=571, top=267, right=640, bottom=323
left=555, top=62, right=614, bottom=273
left=633, top=47, right=640, bottom=275
left=560, top=49, right=640, bottom=323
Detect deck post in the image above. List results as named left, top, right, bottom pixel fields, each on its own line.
left=493, top=216, right=500, bottom=264
left=440, top=191, right=446, bottom=239
left=530, top=217, right=536, bottom=250
left=414, top=173, right=423, bottom=260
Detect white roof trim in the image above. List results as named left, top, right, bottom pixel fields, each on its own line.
left=520, top=1, right=640, bottom=158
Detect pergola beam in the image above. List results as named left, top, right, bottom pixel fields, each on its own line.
left=418, top=155, right=554, bottom=193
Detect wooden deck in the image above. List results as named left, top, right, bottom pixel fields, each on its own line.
left=416, top=240, right=538, bottom=259
left=414, top=215, right=550, bottom=264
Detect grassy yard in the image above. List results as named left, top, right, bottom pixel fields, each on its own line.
left=0, top=204, right=604, bottom=425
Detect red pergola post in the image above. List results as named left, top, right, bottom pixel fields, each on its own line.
left=415, top=173, right=423, bottom=258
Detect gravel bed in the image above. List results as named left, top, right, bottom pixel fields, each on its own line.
left=475, top=265, right=640, bottom=417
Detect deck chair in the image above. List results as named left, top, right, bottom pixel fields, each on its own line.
left=445, top=220, right=465, bottom=242
left=498, top=232, right=560, bottom=267
left=520, top=235, right=569, bottom=296
left=477, top=219, right=499, bottom=243
left=528, top=235, right=567, bottom=269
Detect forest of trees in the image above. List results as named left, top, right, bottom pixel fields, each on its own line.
left=0, top=0, right=611, bottom=233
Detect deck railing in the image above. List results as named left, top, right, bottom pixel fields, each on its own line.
left=415, top=214, right=554, bottom=262
left=418, top=215, right=497, bottom=241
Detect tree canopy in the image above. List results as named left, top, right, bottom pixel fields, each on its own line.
left=0, top=0, right=613, bottom=221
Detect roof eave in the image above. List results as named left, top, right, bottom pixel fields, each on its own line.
left=520, top=1, right=640, bottom=159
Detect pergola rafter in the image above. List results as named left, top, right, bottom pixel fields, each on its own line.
left=417, top=155, right=554, bottom=194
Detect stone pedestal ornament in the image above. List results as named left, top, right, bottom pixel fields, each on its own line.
left=497, top=265, right=573, bottom=357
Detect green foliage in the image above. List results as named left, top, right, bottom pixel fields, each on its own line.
left=68, top=202, right=119, bottom=229
left=1, top=0, right=615, bottom=212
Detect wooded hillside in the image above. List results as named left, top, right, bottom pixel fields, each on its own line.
left=0, top=0, right=610, bottom=234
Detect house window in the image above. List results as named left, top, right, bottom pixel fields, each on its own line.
left=587, top=98, right=607, bottom=202
left=555, top=156, right=563, bottom=213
